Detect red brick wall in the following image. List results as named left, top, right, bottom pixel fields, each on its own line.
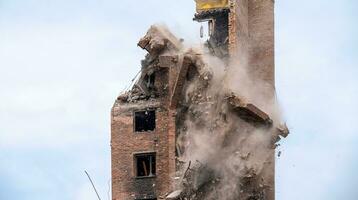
left=229, top=1, right=276, bottom=199
left=111, top=101, right=173, bottom=200
left=112, top=57, right=179, bottom=200
left=228, top=0, right=249, bottom=58
left=248, top=0, right=275, bottom=89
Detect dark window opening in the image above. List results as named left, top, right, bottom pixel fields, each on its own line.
left=135, top=153, right=156, bottom=177
left=194, top=9, right=229, bottom=58
left=144, top=73, right=155, bottom=90
left=186, top=65, right=198, bottom=81
left=134, top=110, right=156, bottom=132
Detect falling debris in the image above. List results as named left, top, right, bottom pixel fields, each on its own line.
left=111, top=1, right=289, bottom=200
left=166, top=190, right=183, bottom=200
left=227, top=94, right=273, bottom=127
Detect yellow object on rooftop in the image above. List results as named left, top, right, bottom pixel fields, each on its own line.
left=195, top=0, right=229, bottom=11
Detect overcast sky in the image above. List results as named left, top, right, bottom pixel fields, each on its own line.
left=0, top=0, right=357, bottom=200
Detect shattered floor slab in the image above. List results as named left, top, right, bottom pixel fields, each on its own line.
left=227, top=94, right=273, bottom=127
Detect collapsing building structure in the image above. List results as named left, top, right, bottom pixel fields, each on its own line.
left=111, top=0, right=288, bottom=200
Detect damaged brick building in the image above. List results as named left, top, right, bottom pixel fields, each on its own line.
left=111, top=0, right=288, bottom=200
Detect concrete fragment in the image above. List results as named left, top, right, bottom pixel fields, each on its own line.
left=227, top=94, right=273, bottom=126
left=138, top=25, right=182, bottom=56
left=170, top=55, right=193, bottom=108
left=166, top=190, right=183, bottom=200
left=277, top=123, right=289, bottom=138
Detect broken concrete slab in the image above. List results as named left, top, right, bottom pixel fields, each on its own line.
left=170, top=55, right=193, bottom=108
left=277, top=123, right=289, bottom=138
left=166, top=190, right=183, bottom=200
left=138, top=25, right=183, bottom=57
left=227, top=94, right=273, bottom=126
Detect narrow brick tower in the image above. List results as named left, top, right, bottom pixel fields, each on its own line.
left=111, top=1, right=280, bottom=200
left=193, top=0, right=276, bottom=199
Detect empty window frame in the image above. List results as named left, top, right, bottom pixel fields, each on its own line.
left=134, top=110, right=156, bottom=132
left=135, top=153, right=156, bottom=177
left=144, top=73, right=155, bottom=90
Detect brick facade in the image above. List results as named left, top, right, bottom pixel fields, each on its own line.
left=111, top=100, right=172, bottom=200
left=229, top=1, right=276, bottom=199
left=111, top=52, right=184, bottom=199
left=112, top=0, right=277, bottom=199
